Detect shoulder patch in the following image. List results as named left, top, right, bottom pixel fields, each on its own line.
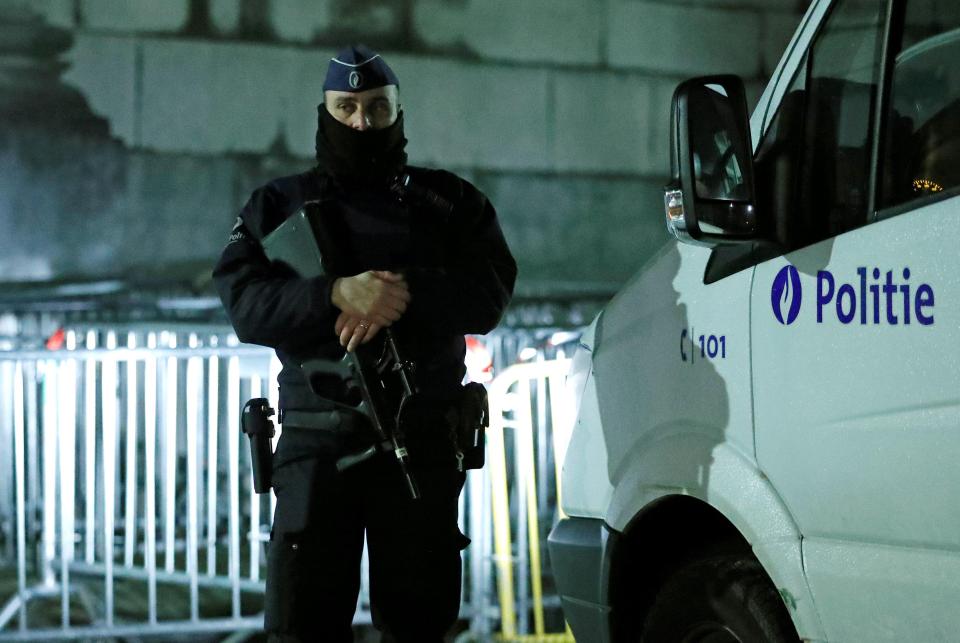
left=227, top=217, right=249, bottom=244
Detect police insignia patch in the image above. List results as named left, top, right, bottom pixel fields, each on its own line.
left=349, top=71, right=362, bottom=89
left=228, top=217, right=248, bottom=243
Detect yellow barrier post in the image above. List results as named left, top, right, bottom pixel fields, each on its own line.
left=486, top=360, right=575, bottom=643
left=487, top=385, right=517, bottom=637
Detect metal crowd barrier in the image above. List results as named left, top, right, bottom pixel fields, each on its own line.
left=481, top=358, right=575, bottom=643
left=0, top=326, right=576, bottom=641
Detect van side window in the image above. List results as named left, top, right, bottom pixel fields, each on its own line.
left=879, top=2, right=960, bottom=209
left=754, top=0, right=885, bottom=250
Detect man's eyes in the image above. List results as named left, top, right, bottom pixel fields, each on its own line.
left=334, top=100, right=392, bottom=116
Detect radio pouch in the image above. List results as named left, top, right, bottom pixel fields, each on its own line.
left=455, top=383, right=488, bottom=470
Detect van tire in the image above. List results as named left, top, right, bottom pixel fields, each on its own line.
left=639, top=554, right=799, bottom=643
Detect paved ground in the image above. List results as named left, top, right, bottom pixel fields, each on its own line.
left=0, top=564, right=480, bottom=641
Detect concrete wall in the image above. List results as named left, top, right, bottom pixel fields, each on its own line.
left=8, top=0, right=807, bottom=293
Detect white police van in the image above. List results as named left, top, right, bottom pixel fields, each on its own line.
left=547, top=0, right=960, bottom=641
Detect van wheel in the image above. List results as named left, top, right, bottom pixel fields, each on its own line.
left=639, top=554, right=799, bottom=643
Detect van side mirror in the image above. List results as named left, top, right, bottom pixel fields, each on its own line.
left=665, top=75, right=758, bottom=246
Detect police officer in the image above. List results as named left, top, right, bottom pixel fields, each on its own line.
left=213, top=45, right=516, bottom=642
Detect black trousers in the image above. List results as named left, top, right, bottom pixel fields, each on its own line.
left=264, top=416, right=469, bottom=642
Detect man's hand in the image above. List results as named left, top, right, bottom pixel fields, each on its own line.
left=331, top=271, right=409, bottom=352
left=335, top=312, right=382, bottom=352
left=331, top=270, right=410, bottom=326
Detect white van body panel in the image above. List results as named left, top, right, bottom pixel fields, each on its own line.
left=751, top=194, right=960, bottom=640
left=559, top=317, right=615, bottom=518
left=584, top=240, right=829, bottom=637
left=803, top=539, right=960, bottom=641
left=605, top=438, right=826, bottom=641
left=592, top=242, right=753, bottom=484
left=562, top=241, right=826, bottom=638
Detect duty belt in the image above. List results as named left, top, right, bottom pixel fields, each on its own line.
left=280, top=409, right=349, bottom=432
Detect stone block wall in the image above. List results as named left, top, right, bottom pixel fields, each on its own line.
left=12, top=0, right=808, bottom=294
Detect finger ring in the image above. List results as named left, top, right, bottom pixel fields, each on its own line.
left=360, top=321, right=369, bottom=329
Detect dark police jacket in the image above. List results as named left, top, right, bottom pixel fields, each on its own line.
left=212, top=167, right=517, bottom=412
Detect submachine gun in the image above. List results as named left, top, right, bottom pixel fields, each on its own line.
left=300, top=327, right=419, bottom=497
left=241, top=176, right=487, bottom=500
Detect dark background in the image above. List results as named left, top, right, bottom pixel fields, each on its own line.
left=0, top=0, right=808, bottom=317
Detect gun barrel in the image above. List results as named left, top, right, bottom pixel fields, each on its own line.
left=385, top=330, right=416, bottom=397
left=393, top=446, right=421, bottom=500
left=336, top=444, right=379, bottom=471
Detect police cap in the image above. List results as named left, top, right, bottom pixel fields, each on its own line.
left=323, top=44, right=399, bottom=92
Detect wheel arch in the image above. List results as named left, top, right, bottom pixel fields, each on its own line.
left=603, top=439, right=827, bottom=641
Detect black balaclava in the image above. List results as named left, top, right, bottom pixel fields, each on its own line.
left=315, top=44, right=407, bottom=185
left=315, top=105, right=407, bottom=184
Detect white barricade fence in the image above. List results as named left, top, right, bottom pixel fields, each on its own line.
left=468, top=358, right=575, bottom=643
left=0, top=327, right=575, bottom=641
left=0, top=329, right=282, bottom=640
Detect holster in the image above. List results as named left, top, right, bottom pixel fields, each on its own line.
left=452, top=383, right=489, bottom=470
left=242, top=398, right=276, bottom=494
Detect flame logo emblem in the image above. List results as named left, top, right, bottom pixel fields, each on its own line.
left=771, top=265, right=802, bottom=325
left=349, top=71, right=363, bottom=89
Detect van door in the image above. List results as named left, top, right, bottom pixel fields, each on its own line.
left=749, top=0, right=960, bottom=639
